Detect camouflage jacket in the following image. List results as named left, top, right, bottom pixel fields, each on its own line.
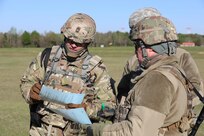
left=20, top=46, right=116, bottom=129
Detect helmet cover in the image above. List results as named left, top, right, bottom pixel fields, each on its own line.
left=61, top=13, right=96, bottom=44
left=130, top=16, right=178, bottom=45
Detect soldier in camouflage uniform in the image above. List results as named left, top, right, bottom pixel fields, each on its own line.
left=117, top=7, right=203, bottom=107
left=20, top=13, right=116, bottom=136
left=84, top=15, right=198, bottom=136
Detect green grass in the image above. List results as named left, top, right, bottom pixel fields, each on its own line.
left=0, top=46, right=204, bottom=135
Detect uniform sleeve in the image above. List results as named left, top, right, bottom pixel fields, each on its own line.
left=85, top=61, right=116, bottom=122
left=179, top=50, right=202, bottom=89
left=20, top=52, right=45, bottom=104
left=178, top=50, right=204, bottom=105
left=122, top=55, right=138, bottom=76
left=100, top=106, right=166, bottom=136
left=117, top=55, right=138, bottom=102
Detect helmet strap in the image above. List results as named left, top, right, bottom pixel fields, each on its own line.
left=137, top=41, right=150, bottom=69
left=137, top=41, right=164, bottom=69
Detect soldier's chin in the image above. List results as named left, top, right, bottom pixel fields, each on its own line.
left=67, top=48, right=85, bottom=58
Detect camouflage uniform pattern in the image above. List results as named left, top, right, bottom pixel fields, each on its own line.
left=20, top=46, right=116, bottom=136
left=129, top=7, right=161, bottom=29
left=129, top=16, right=178, bottom=45
left=60, top=13, right=96, bottom=44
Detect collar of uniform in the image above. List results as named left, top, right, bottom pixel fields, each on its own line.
left=62, top=49, right=89, bottom=67
left=131, top=55, right=178, bottom=83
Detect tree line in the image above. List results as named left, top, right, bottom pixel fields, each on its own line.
left=0, top=27, right=204, bottom=48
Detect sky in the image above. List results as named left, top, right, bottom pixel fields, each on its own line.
left=0, top=0, right=204, bottom=35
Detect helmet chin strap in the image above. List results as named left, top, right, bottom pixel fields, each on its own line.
left=137, top=41, right=150, bottom=69
left=137, top=41, right=161, bottom=69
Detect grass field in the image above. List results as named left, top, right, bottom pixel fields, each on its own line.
left=0, top=46, right=204, bottom=136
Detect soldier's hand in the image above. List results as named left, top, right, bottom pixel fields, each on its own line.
left=30, top=82, right=42, bottom=101
left=86, top=123, right=106, bottom=136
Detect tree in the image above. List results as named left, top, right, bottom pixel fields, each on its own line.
left=6, top=27, right=18, bottom=47
left=31, top=31, right=40, bottom=47
left=21, top=31, right=31, bottom=47
left=0, top=33, right=4, bottom=48
left=44, top=31, right=63, bottom=46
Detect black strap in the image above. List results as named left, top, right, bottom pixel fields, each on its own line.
left=189, top=106, right=204, bottom=136
left=177, top=69, right=204, bottom=103
left=40, top=48, right=52, bottom=71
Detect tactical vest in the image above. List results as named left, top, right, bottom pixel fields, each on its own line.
left=38, top=45, right=103, bottom=128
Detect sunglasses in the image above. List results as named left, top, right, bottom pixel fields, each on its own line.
left=64, top=38, right=85, bottom=47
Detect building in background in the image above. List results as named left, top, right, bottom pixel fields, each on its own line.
left=181, top=42, right=195, bottom=47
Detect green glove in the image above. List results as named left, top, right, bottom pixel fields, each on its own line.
left=87, top=123, right=107, bottom=136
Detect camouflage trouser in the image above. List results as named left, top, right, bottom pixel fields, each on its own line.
left=29, top=122, right=86, bottom=136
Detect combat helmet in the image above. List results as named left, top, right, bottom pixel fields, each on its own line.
left=129, top=7, right=161, bottom=29
left=61, top=13, right=96, bottom=44
left=130, top=16, right=178, bottom=45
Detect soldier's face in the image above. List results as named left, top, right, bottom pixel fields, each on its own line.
left=64, top=38, right=86, bottom=53
left=136, top=47, right=157, bottom=64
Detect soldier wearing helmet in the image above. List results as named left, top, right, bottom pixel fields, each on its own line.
left=60, top=13, right=96, bottom=58
left=83, top=13, right=199, bottom=136
left=20, top=13, right=116, bottom=136
left=117, top=7, right=203, bottom=108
